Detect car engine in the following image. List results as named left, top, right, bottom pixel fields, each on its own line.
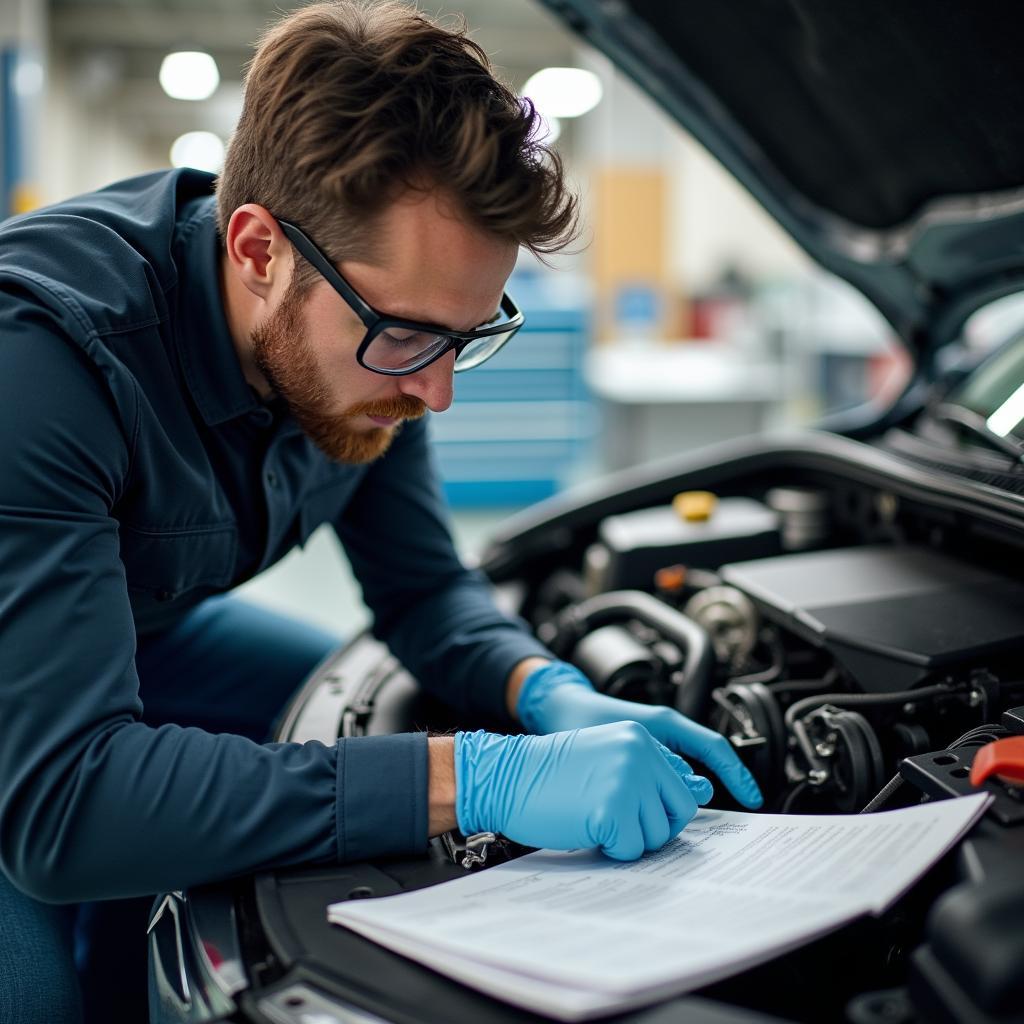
left=514, top=485, right=1024, bottom=819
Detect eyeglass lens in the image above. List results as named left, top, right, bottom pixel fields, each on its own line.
left=363, top=326, right=516, bottom=374
left=453, top=330, right=516, bottom=371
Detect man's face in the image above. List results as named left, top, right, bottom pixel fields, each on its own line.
left=251, top=189, right=518, bottom=464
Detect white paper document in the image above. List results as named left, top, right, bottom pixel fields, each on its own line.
left=328, top=794, right=991, bottom=1021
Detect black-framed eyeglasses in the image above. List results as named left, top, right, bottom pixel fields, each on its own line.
left=277, top=219, right=525, bottom=376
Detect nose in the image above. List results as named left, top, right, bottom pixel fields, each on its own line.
left=397, top=349, right=456, bottom=413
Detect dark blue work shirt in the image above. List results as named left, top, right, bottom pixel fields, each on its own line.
left=0, top=169, right=549, bottom=902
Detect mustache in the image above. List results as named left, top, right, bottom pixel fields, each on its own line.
left=344, top=395, right=428, bottom=421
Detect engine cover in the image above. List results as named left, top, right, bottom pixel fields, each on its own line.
left=720, top=545, right=1024, bottom=692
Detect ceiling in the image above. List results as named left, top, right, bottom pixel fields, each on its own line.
left=49, top=0, right=580, bottom=146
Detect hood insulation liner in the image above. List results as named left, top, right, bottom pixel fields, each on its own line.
left=637, top=0, right=1024, bottom=229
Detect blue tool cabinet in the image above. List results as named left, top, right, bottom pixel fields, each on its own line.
left=431, top=290, right=594, bottom=508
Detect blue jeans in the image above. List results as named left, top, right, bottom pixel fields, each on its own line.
left=0, top=596, right=341, bottom=1024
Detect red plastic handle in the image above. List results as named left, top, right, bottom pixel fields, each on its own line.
left=970, top=736, right=1024, bottom=787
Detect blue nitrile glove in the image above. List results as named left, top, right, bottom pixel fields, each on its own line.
left=517, top=661, right=763, bottom=809
left=455, top=722, right=711, bottom=861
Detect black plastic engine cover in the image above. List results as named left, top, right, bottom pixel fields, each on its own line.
left=720, top=546, right=1024, bottom=692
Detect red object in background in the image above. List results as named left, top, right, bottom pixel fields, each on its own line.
left=689, top=296, right=747, bottom=341
left=970, top=736, right=1024, bottom=787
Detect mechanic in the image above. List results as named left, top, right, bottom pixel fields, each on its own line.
left=0, top=3, right=762, bottom=1021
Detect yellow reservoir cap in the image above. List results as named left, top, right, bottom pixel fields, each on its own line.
left=673, top=490, right=718, bottom=522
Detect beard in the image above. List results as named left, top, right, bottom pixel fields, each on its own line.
left=250, top=282, right=426, bottom=464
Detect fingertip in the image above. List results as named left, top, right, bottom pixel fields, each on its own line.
left=666, top=808, right=696, bottom=838
left=604, top=840, right=645, bottom=862
left=685, top=774, right=714, bottom=806
left=725, top=766, right=763, bottom=809
left=739, top=784, right=764, bottom=809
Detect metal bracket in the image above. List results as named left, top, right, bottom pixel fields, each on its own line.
left=439, top=830, right=509, bottom=869
left=900, top=749, right=1024, bottom=826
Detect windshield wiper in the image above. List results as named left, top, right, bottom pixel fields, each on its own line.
left=930, top=402, right=1024, bottom=466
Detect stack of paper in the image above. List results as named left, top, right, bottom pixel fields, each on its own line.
left=328, top=794, right=990, bottom=1021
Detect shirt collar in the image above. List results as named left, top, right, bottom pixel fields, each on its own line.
left=173, top=196, right=261, bottom=426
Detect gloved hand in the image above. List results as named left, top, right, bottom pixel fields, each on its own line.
left=455, top=722, right=711, bottom=861
left=517, top=660, right=763, bottom=809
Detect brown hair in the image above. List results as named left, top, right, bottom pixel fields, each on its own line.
left=216, top=0, right=578, bottom=283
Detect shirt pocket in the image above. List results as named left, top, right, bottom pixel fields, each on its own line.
left=118, top=522, right=238, bottom=603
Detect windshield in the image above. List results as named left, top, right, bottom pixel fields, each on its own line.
left=946, top=331, right=1024, bottom=444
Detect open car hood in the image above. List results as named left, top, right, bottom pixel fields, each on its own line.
left=540, top=0, right=1024, bottom=360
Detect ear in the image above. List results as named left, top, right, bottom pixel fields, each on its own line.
left=223, top=204, right=294, bottom=301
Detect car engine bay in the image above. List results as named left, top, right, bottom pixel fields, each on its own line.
left=261, top=431, right=1024, bottom=1024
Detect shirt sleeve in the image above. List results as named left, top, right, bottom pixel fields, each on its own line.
left=0, top=295, right=426, bottom=904
left=335, top=415, right=552, bottom=723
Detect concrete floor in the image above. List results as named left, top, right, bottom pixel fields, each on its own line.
left=235, top=509, right=517, bottom=641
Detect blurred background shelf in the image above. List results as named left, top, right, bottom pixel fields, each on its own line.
left=433, top=294, right=597, bottom=506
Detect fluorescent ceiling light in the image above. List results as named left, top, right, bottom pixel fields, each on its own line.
left=170, top=131, right=225, bottom=173
left=986, top=380, right=1024, bottom=438
left=522, top=67, right=602, bottom=119
left=160, top=51, right=220, bottom=101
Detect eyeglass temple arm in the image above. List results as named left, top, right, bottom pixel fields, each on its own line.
left=277, top=219, right=379, bottom=330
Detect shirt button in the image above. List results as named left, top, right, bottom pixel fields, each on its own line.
left=156, top=589, right=174, bottom=602
left=265, top=470, right=279, bottom=489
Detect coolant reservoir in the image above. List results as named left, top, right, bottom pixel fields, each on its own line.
left=586, top=495, right=780, bottom=592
